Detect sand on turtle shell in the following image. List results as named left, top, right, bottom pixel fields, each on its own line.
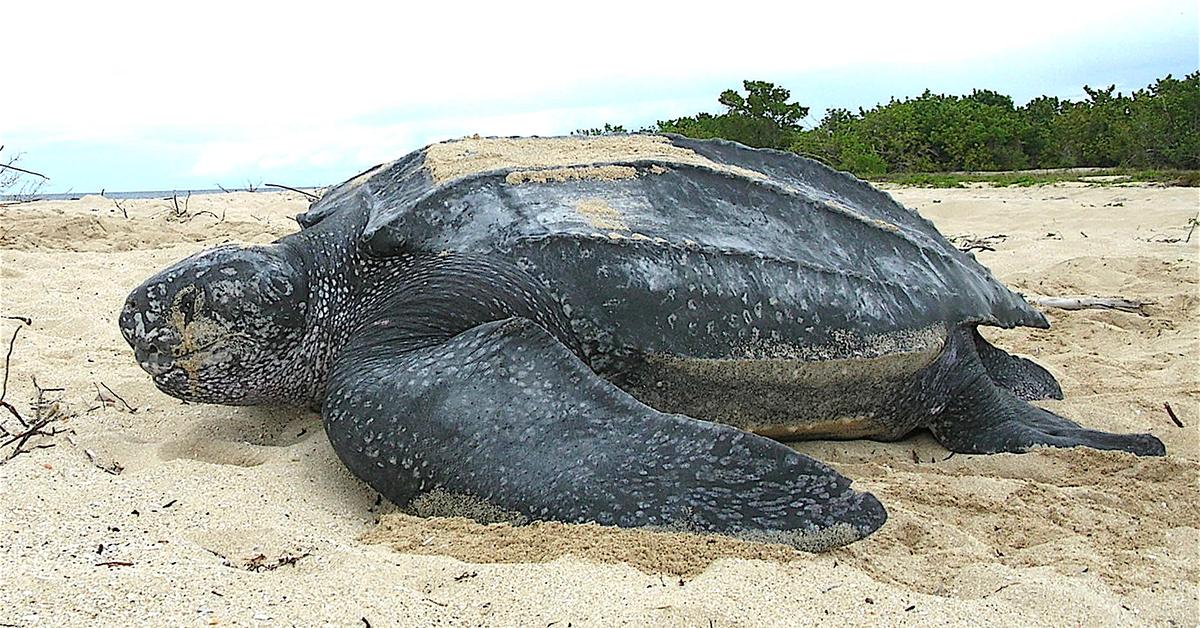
left=504, top=164, right=639, bottom=185
left=423, top=134, right=767, bottom=183
left=0, top=183, right=1196, bottom=626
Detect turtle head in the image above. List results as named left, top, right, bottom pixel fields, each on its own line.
left=119, top=243, right=310, bottom=405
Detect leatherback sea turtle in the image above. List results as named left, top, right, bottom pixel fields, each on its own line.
left=119, top=134, right=1165, bottom=551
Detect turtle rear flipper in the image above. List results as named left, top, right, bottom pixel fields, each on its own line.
left=322, top=317, right=886, bottom=551
left=971, top=327, right=1063, bottom=401
left=927, top=328, right=1164, bottom=456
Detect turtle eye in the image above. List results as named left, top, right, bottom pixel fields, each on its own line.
left=178, top=289, right=198, bottom=325
left=267, top=275, right=295, bottom=298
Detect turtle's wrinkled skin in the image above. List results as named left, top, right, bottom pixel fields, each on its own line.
left=120, top=134, right=1164, bottom=551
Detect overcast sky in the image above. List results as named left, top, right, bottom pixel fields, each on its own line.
left=3, top=0, right=1197, bottom=193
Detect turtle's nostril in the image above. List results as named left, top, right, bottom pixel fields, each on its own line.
left=150, top=338, right=179, bottom=356
left=132, top=339, right=177, bottom=377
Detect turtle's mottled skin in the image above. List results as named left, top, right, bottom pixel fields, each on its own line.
left=120, top=134, right=1164, bottom=551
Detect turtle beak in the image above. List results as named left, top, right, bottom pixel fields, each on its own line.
left=120, top=283, right=180, bottom=377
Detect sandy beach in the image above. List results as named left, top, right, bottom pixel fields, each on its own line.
left=0, top=183, right=1196, bottom=626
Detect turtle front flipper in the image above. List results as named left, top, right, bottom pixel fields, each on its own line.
left=926, top=328, right=1165, bottom=456
left=322, top=316, right=885, bottom=551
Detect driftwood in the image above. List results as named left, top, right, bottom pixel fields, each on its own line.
left=1034, top=296, right=1149, bottom=314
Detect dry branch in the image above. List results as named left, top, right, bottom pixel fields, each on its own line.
left=162, top=191, right=224, bottom=223
left=0, top=321, right=70, bottom=460
left=0, top=146, right=49, bottom=204
left=95, top=381, right=137, bottom=413
left=188, top=209, right=223, bottom=222
left=0, top=162, right=49, bottom=180
left=264, top=183, right=320, bottom=201
left=170, top=191, right=191, bottom=219
left=0, top=323, right=21, bottom=403
left=1, top=377, right=68, bottom=460
left=1164, top=402, right=1184, bottom=428
left=1034, top=296, right=1149, bottom=314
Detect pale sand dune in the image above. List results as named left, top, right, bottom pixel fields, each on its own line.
left=0, top=184, right=1195, bottom=626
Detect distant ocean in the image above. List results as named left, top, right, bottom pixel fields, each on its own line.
left=1, top=186, right=320, bottom=202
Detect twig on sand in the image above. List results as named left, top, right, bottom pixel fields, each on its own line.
left=165, top=191, right=225, bottom=223
left=0, top=319, right=27, bottom=403
left=238, top=552, right=312, bottom=572
left=264, top=183, right=320, bottom=201
left=0, top=322, right=70, bottom=461
left=190, top=209, right=225, bottom=222
left=1, top=398, right=67, bottom=461
left=95, top=381, right=137, bottom=413
left=949, top=233, right=1007, bottom=253
left=1, top=384, right=68, bottom=460
left=169, top=191, right=191, bottom=220
left=1034, top=296, right=1149, bottom=315
left=1163, top=402, right=1184, bottom=428
left=0, top=324, right=24, bottom=430
left=83, top=447, right=124, bottom=475
left=985, top=582, right=1019, bottom=598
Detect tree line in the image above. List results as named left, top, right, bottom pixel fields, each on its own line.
left=579, top=73, right=1199, bottom=177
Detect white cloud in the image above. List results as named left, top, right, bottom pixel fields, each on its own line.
left=189, top=124, right=416, bottom=177
left=2, top=0, right=1195, bottom=187
left=6, top=1, right=1190, bottom=129
left=187, top=99, right=704, bottom=178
